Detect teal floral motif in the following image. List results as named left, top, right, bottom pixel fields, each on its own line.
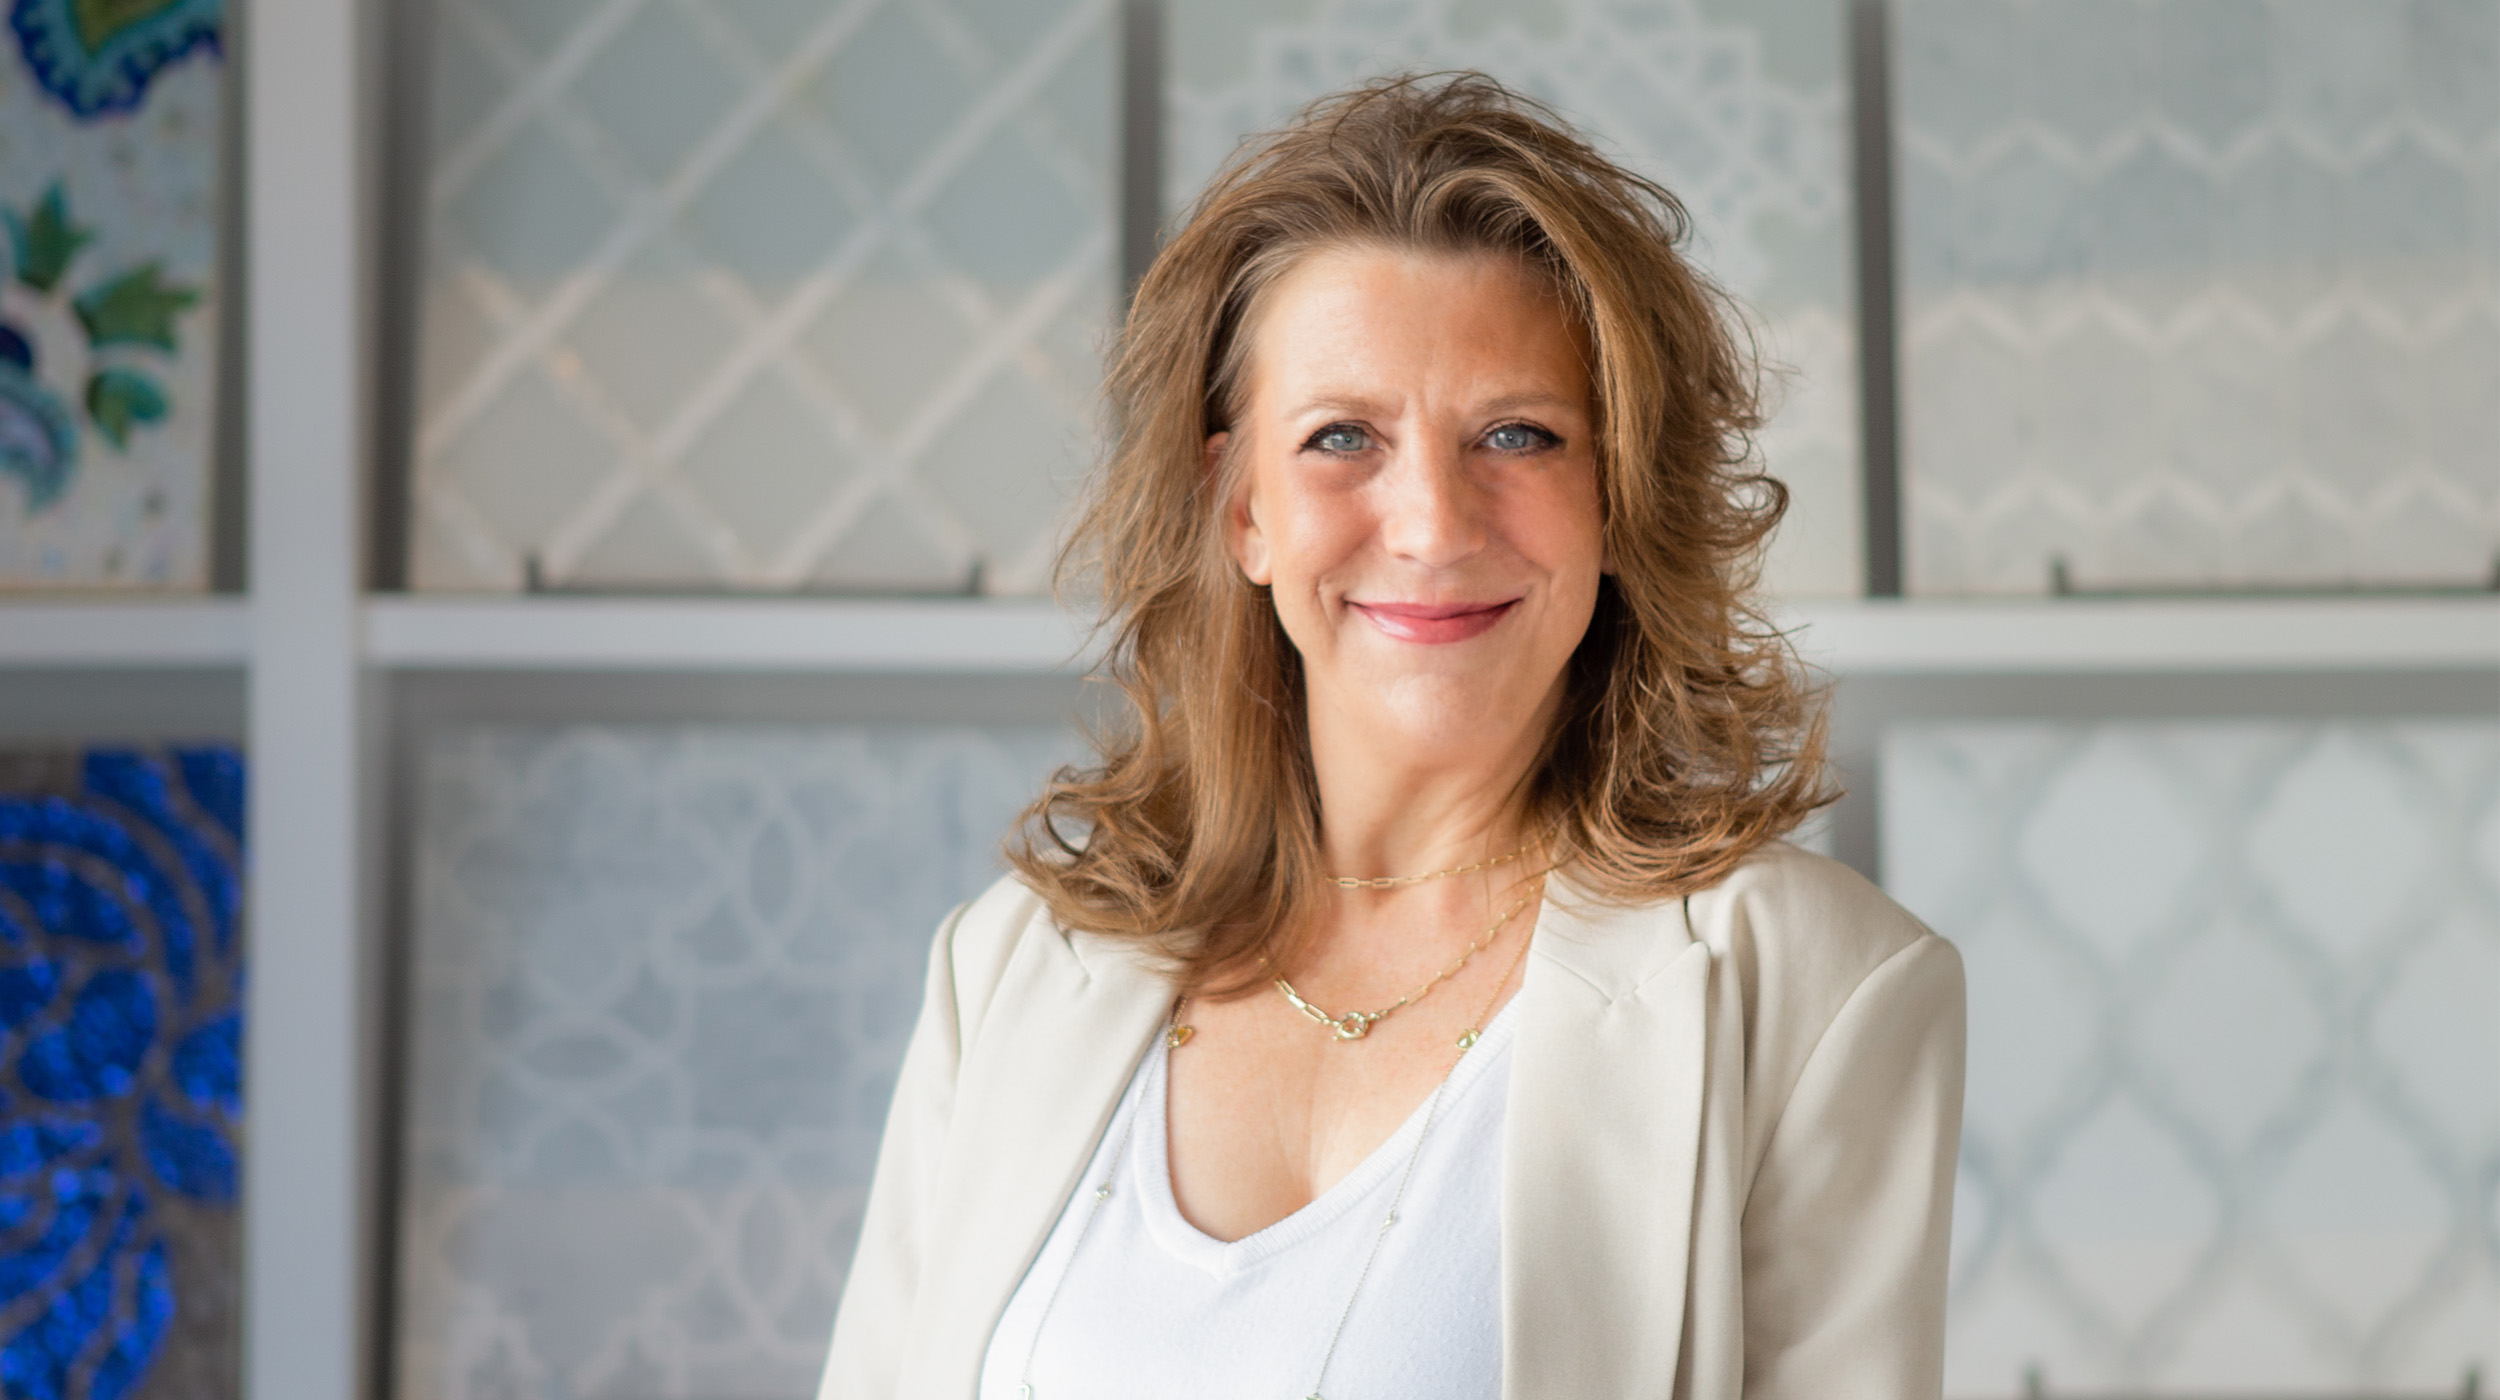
left=0, top=184, right=197, bottom=514
left=71, top=270, right=195, bottom=354
left=1, top=188, right=87, bottom=295
left=82, top=370, right=164, bottom=450
left=9, top=0, right=220, bottom=120
left=0, top=365, right=78, bottom=511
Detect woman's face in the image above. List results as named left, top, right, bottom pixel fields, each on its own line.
left=1218, top=245, right=1606, bottom=761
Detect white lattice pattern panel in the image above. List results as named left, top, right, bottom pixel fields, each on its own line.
left=1896, top=0, right=2500, bottom=594
left=410, top=0, right=1117, bottom=594
left=1884, top=722, right=2500, bottom=1396
left=1167, top=0, right=1864, bottom=597
left=395, top=725, right=1079, bottom=1400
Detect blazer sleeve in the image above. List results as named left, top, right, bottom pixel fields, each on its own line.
left=1739, top=933, right=1967, bottom=1400
left=817, top=901, right=972, bottom=1400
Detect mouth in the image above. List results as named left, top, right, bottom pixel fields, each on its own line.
left=1347, top=598, right=1519, bottom=644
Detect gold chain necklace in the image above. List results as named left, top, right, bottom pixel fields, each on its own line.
left=1272, top=884, right=1536, bottom=1041
left=1323, top=837, right=1534, bottom=889
left=1016, top=881, right=1542, bottom=1400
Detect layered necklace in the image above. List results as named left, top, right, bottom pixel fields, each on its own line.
left=1271, top=836, right=1540, bottom=1043
left=1012, top=848, right=1544, bottom=1400
left=1270, top=883, right=1536, bottom=1043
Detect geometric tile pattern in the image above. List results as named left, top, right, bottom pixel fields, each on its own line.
left=1895, top=1, right=2500, bottom=594
left=409, top=0, right=1116, bottom=594
left=393, top=725, right=1077, bottom=1400
left=0, top=746, right=246, bottom=1400
left=1883, top=722, right=2500, bottom=1396
left=1166, top=0, right=1865, bottom=597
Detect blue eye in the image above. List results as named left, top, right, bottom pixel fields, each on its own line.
left=1307, top=424, right=1369, bottom=454
left=1484, top=423, right=1554, bottom=452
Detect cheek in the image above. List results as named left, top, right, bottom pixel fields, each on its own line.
left=1261, top=483, right=1371, bottom=586
left=1526, top=472, right=1608, bottom=596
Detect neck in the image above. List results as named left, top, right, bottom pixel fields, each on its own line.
left=1302, top=689, right=1556, bottom=882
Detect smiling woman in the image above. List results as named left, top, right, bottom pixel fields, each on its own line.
left=820, top=74, right=1966, bottom=1400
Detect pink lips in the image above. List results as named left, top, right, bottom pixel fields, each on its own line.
left=1349, top=599, right=1518, bottom=643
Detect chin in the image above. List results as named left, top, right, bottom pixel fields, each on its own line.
left=1361, top=672, right=1544, bottom=750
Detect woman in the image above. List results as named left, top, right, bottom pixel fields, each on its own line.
left=822, top=74, right=1964, bottom=1399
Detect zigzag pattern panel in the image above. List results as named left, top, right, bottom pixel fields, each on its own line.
left=1884, top=722, right=2500, bottom=1395
left=1895, top=0, right=2500, bottom=594
left=394, top=726, right=1077, bottom=1400
left=409, top=0, right=1117, bottom=594
left=1167, top=0, right=1865, bottom=597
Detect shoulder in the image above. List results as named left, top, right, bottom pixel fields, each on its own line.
left=949, top=870, right=1048, bottom=953
left=1687, top=842, right=1962, bottom=1109
left=928, top=871, right=1170, bottom=1036
left=1686, top=840, right=1940, bottom=991
left=1542, top=840, right=1950, bottom=1014
left=933, top=872, right=1052, bottom=1036
left=1534, top=841, right=1958, bottom=1108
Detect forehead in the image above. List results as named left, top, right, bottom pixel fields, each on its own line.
left=1241, top=244, right=1590, bottom=404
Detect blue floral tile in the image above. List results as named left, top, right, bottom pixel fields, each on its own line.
left=0, top=747, right=244, bottom=1400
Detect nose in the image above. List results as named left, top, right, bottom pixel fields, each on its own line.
left=1376, top=438, right=1486, bottom=569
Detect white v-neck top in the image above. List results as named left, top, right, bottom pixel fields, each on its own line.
left=975, top=1002, right=1518, bottom=1400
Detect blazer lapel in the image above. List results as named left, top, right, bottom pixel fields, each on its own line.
left=905, top=910, right=1172, bottom=1397
left=1502, top=881, right=1712, bottom=1398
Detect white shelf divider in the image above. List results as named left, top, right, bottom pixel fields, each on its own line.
left=341, top=593, right=2500, bottom=677
left=3, top=594, right=2492, bottom=677
left=0, top=599, right=249, bottom=666
left=363, top=595, right=1097, bottom=672
left=1779, top=596, right=2500, bottom=675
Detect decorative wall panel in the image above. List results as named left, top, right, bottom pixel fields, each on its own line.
left=395, top=725, right=1077, bottom=1400
left=0, top=747, right=246, bottom=1400
left=1883, top=722, right=2500, bottom=1396
left=1895, top=0, right=2500, bottom=594
left=0, top=3, right=224, bottom=589
left=409, top=0, right=1117, bottom=594
left=1167, top=0, right=1864, bottom=597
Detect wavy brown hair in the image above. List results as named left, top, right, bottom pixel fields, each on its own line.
left=1009, top=72, right=1832, bottom=993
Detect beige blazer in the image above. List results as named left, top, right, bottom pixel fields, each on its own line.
left=819, top=842, right=1966, bottom=1399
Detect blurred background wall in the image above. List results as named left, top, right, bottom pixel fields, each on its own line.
left=0, top=1, right=2493, bottom=1398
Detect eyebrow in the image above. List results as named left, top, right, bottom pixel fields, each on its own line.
left=1285, top=390, right=1581, bottom=418
left=1478, top=392, right=1576, bottom=416
left=1289, top=395, right=1390, bottom=418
